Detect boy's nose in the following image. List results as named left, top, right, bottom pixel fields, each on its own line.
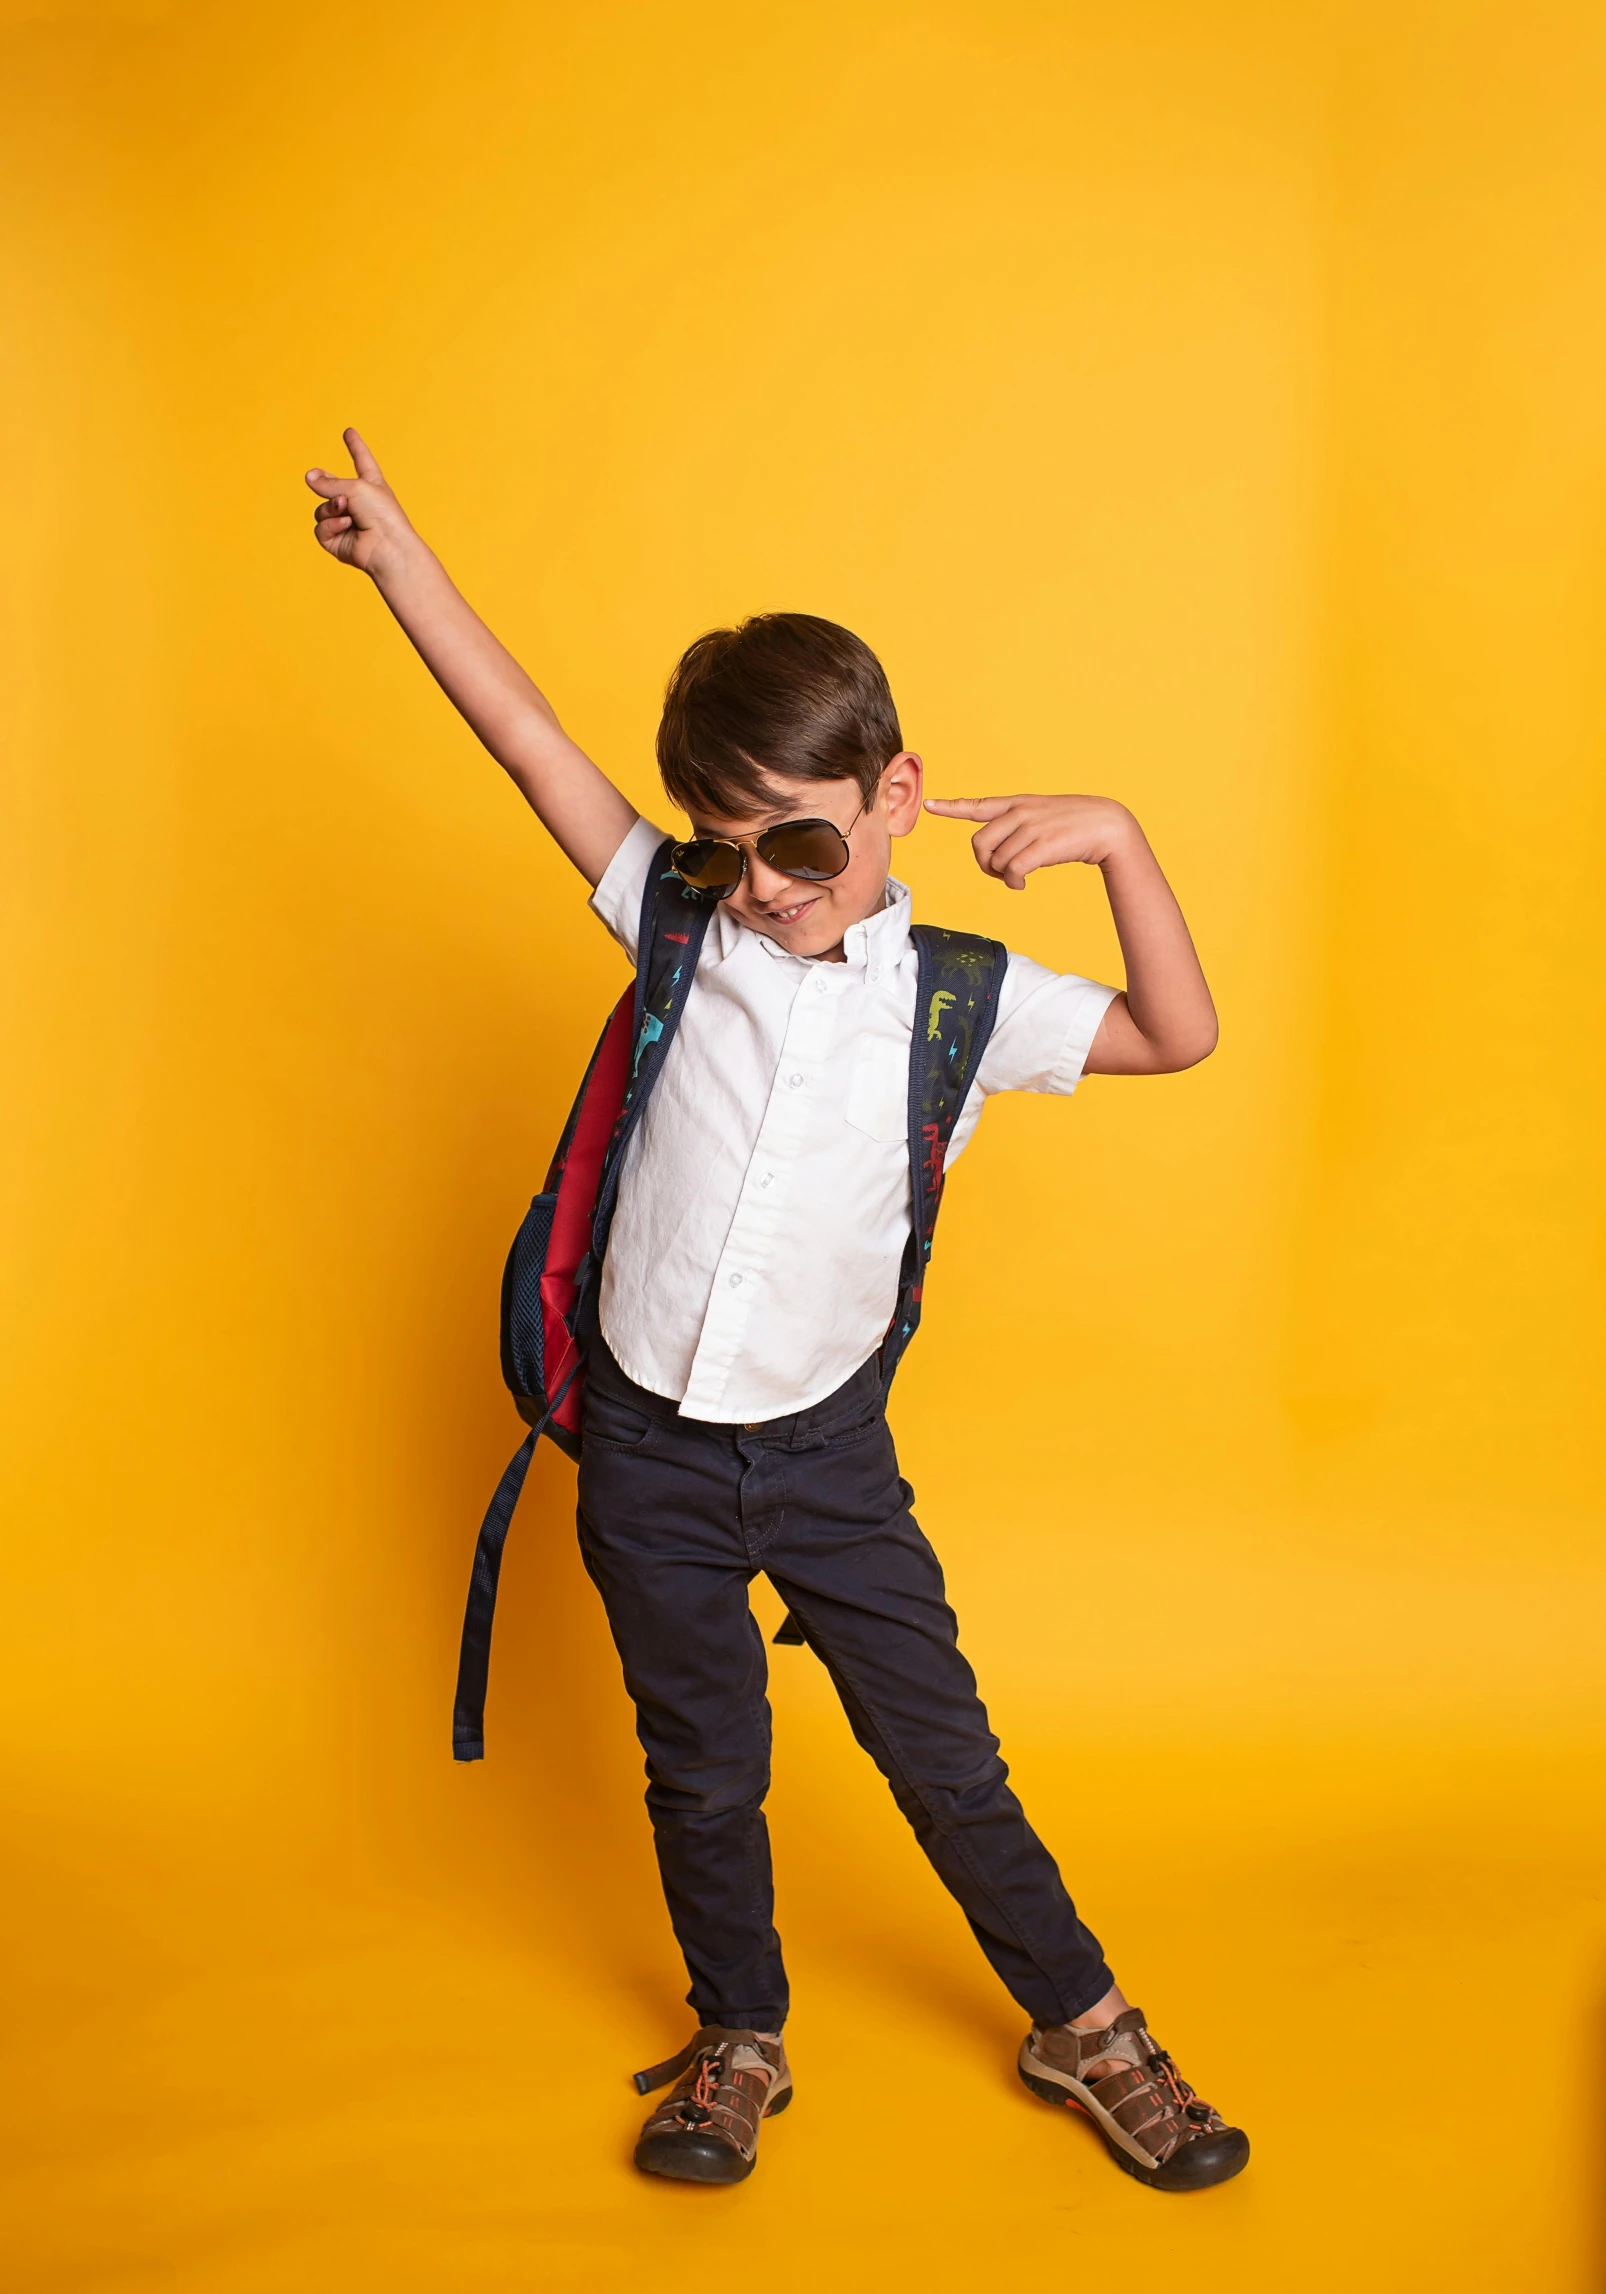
left=745, top=851, right=804, bottom=905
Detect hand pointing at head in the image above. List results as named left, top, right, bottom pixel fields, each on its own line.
left=304, top=428, right=418, bottom=581
left=925, top=792, right=1217, bottom=1070
left=923, top=793, right=1136, bottom=890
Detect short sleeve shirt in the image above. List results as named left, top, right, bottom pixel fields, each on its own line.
left=590, top=816, right=1118, bottom=1421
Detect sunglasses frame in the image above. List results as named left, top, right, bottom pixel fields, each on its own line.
left=669, top=795, right=871, bottom=900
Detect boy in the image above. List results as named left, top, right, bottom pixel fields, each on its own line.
left=306, top=430, right=1246, bottom=2195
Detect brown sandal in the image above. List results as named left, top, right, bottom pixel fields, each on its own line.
left=1019, top=2008, right=1249, bottom=2191
left=632, top=2026, right=793, bottom=2184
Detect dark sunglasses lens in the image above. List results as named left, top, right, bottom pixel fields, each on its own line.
left=672, top=839, right=744, bottom=894
left=757, top=820, right=851, bottom=880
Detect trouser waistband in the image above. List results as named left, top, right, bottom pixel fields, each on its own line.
left=585, top=1333, right=885, bottom=1446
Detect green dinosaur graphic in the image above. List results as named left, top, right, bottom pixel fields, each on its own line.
left=927, top=989, right=957, bottom=1042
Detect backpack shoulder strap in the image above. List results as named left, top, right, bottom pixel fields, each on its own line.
left=589, top=838, right=715, bottom=1257
left=883, top=923, right=1009, bottom=1388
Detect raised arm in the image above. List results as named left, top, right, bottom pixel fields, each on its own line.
left=305, top=429, right=637, bottom=887
left=923, top=794, right=1217, bottom=1074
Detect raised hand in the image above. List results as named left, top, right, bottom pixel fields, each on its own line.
left=300, top=423, right=637, bottom=885
left=923, top=793, right=1134, bottom=890
left=304, top=428, right=416, bottom=579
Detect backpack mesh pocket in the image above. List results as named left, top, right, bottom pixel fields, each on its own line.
left=499, top=1191, right=556, bottom=1405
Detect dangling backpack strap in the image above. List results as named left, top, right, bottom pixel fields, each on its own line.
left=452, top=839, right=713, bottom=1762
left=772, top=924, right=1006, bottom=1652
left=451, top=1429, right=530, bottom=1760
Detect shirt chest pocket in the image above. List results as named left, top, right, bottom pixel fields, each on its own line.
left=844, top=1037, right=909, bottom=1145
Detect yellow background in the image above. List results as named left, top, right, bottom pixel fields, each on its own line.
left=3, top=1, right=1604, bottom=2285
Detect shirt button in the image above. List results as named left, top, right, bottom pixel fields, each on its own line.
left=728, top=1273, right=743, bottom=1288
left=788, top=1072, right=804, bottom=1088
left=759, top=1172, right=774, bottom=1188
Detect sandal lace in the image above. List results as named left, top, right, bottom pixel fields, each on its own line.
left=675, top=2043, right=727, bottom=2128
left=1143, top=2045, right=1217, bottom=2129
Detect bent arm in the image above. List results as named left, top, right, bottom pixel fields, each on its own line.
left=922, top=791, right=1217, bottom=1076
left=1084, top=814, right=1217, bottom=1075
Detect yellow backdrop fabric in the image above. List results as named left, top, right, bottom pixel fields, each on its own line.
left=3, top=2, right=1604, bottom=2287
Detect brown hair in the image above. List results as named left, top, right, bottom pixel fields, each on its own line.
left=656, top=612, right=903, bottom=820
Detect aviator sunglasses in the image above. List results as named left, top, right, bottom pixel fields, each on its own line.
left=670, top=795, right=870, bottom=899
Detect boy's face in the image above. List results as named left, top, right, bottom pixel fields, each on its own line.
left=684, top=752, right=924, bottom=961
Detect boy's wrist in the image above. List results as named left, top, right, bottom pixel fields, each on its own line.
left=369, top=523, right=438, bottom=595
left=1092, top=800, right=1144, bottom=870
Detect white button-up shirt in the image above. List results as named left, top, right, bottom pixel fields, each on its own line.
left=591, top=816, right=1117, bottom=1422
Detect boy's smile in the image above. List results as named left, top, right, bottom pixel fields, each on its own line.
left=684, top=752, right=924, bottom=961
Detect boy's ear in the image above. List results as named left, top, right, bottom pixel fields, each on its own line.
left=883, top=751, right=924, bottom=836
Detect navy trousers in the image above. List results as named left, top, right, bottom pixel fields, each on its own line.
left=576, top=1337, right=1112, bottom=2033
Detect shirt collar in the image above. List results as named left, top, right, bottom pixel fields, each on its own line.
left=712, top=874, right=913, bottom=985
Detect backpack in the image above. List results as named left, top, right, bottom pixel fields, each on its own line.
left=452, top=837, right=1008, bottom=1760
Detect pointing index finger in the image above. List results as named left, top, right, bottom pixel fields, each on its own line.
left=344, top=427, right=384, bottom=484
left=924, top=796, right=1014, bottom=820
